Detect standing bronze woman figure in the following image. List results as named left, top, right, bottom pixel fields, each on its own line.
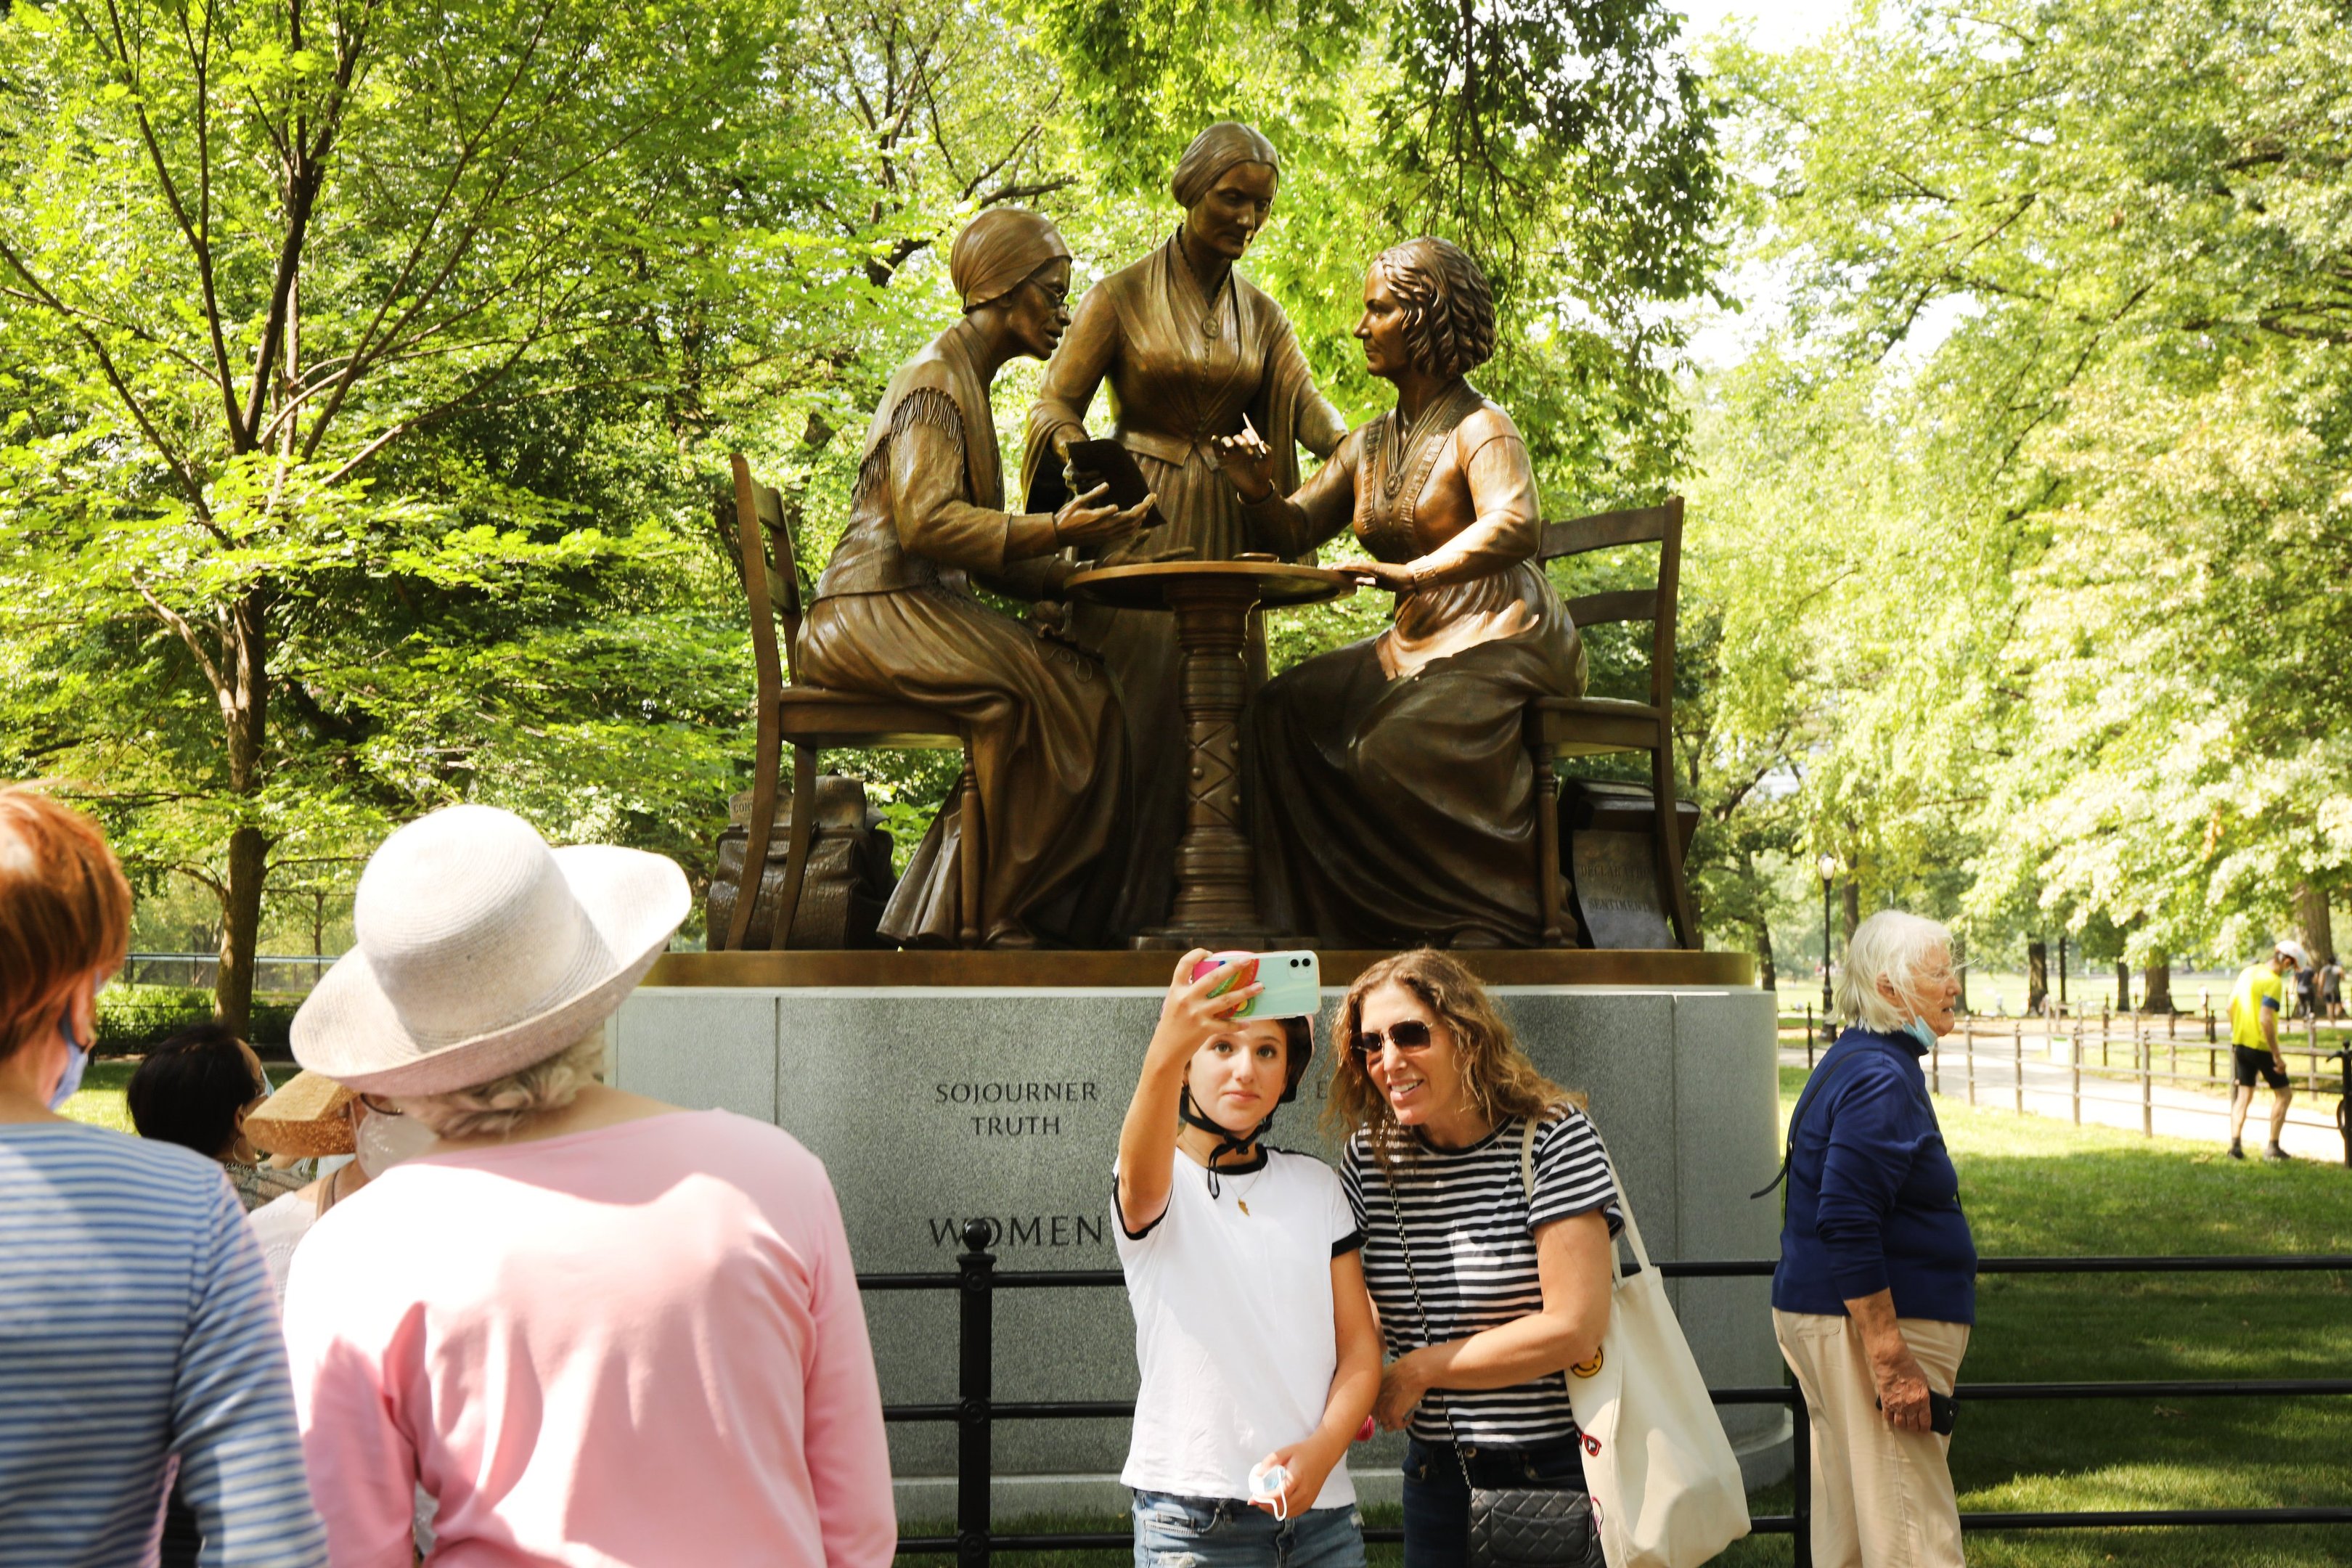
left=799, top=209, right=1155, bottom=947
left=1217, top=238, right=1587, bottom=948
left=1020, top=122, right=1347, bottom=934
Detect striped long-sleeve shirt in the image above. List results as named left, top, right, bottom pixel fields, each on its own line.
left=1, top=1122, right=327, bottom=1568
left=1344, top=1108, right=1622, bottom=1446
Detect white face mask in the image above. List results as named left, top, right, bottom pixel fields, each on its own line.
left=355, top=1104, right=440, bottom=1177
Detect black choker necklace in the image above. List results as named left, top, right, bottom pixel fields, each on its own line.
left=1179, top=1087, right=1272, bottom=1199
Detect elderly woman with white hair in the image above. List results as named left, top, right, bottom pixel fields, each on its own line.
left=280, top=805, right=895, bottom=1568
left=1768, top=910, right=1977, bottom=1568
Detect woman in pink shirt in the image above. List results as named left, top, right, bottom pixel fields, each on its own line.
left=280, top=805, right=895, bottom=1568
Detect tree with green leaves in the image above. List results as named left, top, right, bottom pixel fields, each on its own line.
left=1689, top=0, right=2352, bottom=984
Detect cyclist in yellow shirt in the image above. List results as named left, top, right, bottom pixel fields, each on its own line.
left=2226, top=939, right=2308, bottom=1161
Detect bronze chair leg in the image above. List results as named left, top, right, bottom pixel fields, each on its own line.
left=1650, top=730, right=1698, bottom=950
left=1533, top=745, right=1566, bottom=947
left=956, top=746, right=982, bottom=948
left=773, top=743, right=819, bottom=951
left=727, top=725, right=783, bottom=953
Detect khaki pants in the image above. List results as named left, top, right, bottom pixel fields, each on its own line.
left=1774, top=1308, right=1971, bottom=1568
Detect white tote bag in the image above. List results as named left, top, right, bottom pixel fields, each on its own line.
left=1527, top=1124, right=1751, bottom=1567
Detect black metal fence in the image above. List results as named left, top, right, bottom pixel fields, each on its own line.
left=867, top=1223, right=2352, bottom=1566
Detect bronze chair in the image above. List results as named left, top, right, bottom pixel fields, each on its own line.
left=719, top=453, right=982, bottom=950
left=1526, top=495, right=1697, bottom=950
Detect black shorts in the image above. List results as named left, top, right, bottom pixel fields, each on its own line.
left=2234, top=1045, right=2290, bottom=1090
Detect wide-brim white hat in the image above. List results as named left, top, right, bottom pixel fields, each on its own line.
left=294, top=805, right=688, bottom=1095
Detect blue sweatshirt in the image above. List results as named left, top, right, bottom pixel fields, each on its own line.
left=1771, top=1027, right=1977, bottom=1323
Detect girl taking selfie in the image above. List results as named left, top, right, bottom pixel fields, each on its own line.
left=1114, top=951, right=1380, bottom=1568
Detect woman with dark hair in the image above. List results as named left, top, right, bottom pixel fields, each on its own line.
left=0, top=784, right=326, bottom=1565
left=1218, top=238, right=1588, bottom=948
left=1326, top=949, right=1616, bottom=1568
left=128, top=1021, right=306, bottom=1210
left=798, top=207, right=1153, bottom=947
left=1021, top=121, right=1348, bottom=934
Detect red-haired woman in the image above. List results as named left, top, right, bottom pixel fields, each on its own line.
left=0, top=784, right=325, bottom=1564
left=1327, top=950, right=1617, bottom=1568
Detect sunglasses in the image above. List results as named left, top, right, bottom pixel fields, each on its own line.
left=1350, top=1020, right=1434, bottom=1059
left=357, top=1093, right=405, bottom=1117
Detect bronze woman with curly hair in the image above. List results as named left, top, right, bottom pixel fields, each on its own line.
left=1325, top=950, right=1617, bottom=1567
left=1217, top=238, right=1588, bottom=947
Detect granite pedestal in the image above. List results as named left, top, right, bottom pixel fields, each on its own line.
left=611, top=952, right=1786, bottom=1523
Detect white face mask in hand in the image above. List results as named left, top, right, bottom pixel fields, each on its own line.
left=356, top=1104, right=440, bottom=1177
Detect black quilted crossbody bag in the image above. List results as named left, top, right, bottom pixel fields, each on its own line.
left=1384, top=1173, right=1607, bottom=1568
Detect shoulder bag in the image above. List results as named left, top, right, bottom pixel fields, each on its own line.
left=1543, top=1123, right=1752, bottom=1567
left=1384, top=1136, right=1606, bottom=1568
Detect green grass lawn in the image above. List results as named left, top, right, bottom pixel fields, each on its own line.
left=60, top=1058, right=141, bottom=1134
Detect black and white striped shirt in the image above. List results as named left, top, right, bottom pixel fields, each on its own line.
left=1343, top=1108, right=1621, bottom=1445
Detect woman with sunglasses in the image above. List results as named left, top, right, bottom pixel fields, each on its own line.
left=1114, top=952, right=1382, bottom=1568
left=1328, top=950, right=1618, bottom=1568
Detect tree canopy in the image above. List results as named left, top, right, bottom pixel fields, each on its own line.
left=1, top=0, right=1724, bottom=1025
left=1683, top=0, right=2351, bottom=981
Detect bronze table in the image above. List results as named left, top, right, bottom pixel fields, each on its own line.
left=1067, top=560, right=1356, bottom=949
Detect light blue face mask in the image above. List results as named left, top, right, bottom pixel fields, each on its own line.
left=47, top=1008, right=91, bottom=1111
left=1901, top=1016, right=1940, bottom=1051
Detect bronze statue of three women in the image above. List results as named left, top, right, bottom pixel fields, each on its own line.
left=798, top=123, right=1591, bottom=950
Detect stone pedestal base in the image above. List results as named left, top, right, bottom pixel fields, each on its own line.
left=611, top=972, right=1786, bottom=1522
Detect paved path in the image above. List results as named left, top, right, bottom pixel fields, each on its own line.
left=1779, top=1033, right=2349, bottom=1164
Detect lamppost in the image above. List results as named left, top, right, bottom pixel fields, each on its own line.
left=1818, top=853, right=1839, bottom=1020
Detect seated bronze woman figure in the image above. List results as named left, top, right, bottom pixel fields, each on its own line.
left=1215, top=237, right=1587, bottom=948
left=799, top=209, right=1155, bottom=947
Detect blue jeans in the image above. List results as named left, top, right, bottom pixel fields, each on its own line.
left=1132, top=1489, right=1366, bottom=1568
left=1399, top=1434, right=1591, bottom=1568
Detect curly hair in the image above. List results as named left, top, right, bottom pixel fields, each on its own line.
left=1321, top=949, right=1580, bottom=1166
left=1371, top=237, right=1497, bottom=380
left=400, top=1029, right=605, bottom=1141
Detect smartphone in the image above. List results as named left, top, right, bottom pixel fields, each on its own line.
left=1192, top=950, right=1321, bottom=1021
left=1878, top=1389, right=1959, bottom=1436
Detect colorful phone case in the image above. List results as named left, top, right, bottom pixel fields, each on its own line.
left=1193, top=950, right=1321, bottom=1020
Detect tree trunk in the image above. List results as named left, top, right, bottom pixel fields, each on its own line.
left=217, top=825, right=268, bottom=1037
left=2115, top=960, right=2131, bottom=1013
left=1841, top=880, right=1859, bottom=942
left=1953, top=930, right=1969, bottom=1015
left=2028, top=940, right=2048, bottom=1014
left=1755, top=915, right=1776, bottom=992
left=2297, top=882, right=2334, bottom=967
left=213, top=589, right=273, bottom=1037
left=2142, top=960, right=2173, bottom=1014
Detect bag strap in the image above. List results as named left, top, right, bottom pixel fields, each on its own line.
left=1381, top=1156, right=1478, bottom=1491
left=1592, top=1135, right=1649, bottom=1281
left=1532, top=1109, right=1636, bottom=1286
left=1750, top=1035, right=1856, bottom=1201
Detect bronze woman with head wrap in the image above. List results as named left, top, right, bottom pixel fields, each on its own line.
left=797, top=209, right=1156, bottom=947
left=1018, top=121, right=1348, bottom=936
left=1214, top=237, right=1588, bottom=948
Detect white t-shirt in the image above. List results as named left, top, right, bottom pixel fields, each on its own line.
left=1114, top=1145, right=1364, bottom=1506
left=248, top=1187, right=322, bottom=1310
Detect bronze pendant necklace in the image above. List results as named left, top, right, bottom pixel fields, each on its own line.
left=1172, top=231, right=1229, bottom=340
left=1383, top=382, right=1472, bottom=500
